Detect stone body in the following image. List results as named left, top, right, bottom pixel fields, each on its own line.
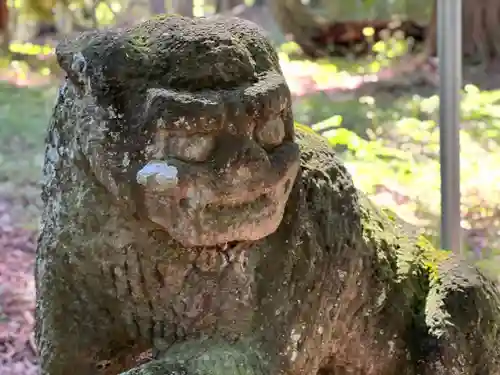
left=36, top=15, right=500, bottom=375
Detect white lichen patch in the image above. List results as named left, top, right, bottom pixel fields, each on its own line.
left=284, top=327, right=304, bottom=363
left=70, top=52, right=92, bottom=93
left=71, top=52, right=87, bottom=76
left=136, top=160, right=179, bottom=191
left=106, top=105, right=124, bottom=120
left=165, top=134, right=215, bottom=162
left=122, top=152, right=131, bottom=168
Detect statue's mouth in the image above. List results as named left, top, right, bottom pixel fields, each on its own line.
left=202, top=193, right=272, bottom=217
left=137, top=164, right=295, bottom=247
left=134, top=137, right=299, bottom=247
left=197, top=239, right=250, bottom=253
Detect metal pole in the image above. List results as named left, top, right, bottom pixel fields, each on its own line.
left=437, top=0, right=462, bottom=253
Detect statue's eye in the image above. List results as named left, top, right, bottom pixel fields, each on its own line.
left=165, top=134, right=215, bottom=162
left=255, top=118, right=285, bottom=149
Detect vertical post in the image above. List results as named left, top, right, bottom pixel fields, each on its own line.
left=437, top=0, right=462, bottom=253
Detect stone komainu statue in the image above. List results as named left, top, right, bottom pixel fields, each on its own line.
left=36, top=14, right=500, bottom=375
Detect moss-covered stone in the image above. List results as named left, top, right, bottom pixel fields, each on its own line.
left=37, top=14, right=500, bottom=375
left=121, top=339, right=269, bottom=375
left=55, top=14, right=281, bottom=112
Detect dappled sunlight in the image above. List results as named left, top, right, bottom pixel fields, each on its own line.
left=279, top=51, right=381, bottom=97
left=0, top=68, right=53, bottom=87
left=292, top=78, right=500, bottom=261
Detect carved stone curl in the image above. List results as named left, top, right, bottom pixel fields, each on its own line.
left=36, top=14, right=500, bottom=375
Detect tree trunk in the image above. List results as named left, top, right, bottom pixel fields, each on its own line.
left=423, top=0, right=436, bottom=56
left=435, top=0, right=500, bottom=64
left=226, top=1, right=285, bottom=45
left=407, top=0, right=500, bottom=66
left=149, top=0, right=166, bottom=15
left=216, top=0, right=244, bottom=13
left=172, top=0, right=193, bottom=16
left=0, top=0, right=8, bottom=52
left=460, top=0, right=500, bottom=64
left=269, top=0, right=426, bottom=59
left=269, top=0, right=329, bottom=58
left=39, top=15, right=500, bottom=375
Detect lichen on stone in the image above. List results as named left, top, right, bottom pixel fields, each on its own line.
left=37, top=14, right=500, bottom=375
left=55, top=15, right=282, bottom=114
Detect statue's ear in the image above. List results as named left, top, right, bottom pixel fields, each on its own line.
left=55, top=30, right=150, bottom=111
left=55, top=31, right=100, bottom=91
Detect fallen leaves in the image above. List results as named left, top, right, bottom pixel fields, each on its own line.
left=0, top=199, right=38, bottom=375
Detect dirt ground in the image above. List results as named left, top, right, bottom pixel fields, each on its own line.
left=0, top=198, right=38, bottom=375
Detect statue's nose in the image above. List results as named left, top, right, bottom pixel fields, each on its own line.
left=211, top=134, right=271, bottom=187
left=134, top=131, right=298, bottom=208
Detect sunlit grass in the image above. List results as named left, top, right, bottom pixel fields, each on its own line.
left=0, top=82, right=57, bottom=227
left=289, top=59, right=500, bottom=260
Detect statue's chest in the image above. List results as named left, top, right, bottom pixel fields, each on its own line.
left=98, top=237, right=257, bottom=341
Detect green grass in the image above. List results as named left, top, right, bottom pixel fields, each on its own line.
left=292, top=77, right=500, bottom=266
left=279, top=40, right=500, bottom=266
left=0, top=82, right=57, bottom=228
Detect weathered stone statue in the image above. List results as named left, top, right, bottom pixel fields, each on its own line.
left=36, top=14, right=500, bottom=375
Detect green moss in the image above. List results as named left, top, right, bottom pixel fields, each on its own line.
left=120, top=338, right=270, bottom=375
left=121, top=362, right=188, bottom=375
left=55, top=15, right=282, bottom=103
left=294, top=124, right=486, bottom=338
